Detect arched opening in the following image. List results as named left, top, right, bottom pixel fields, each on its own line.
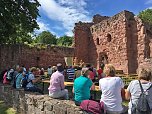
left=107, top=34, right=112, bottom=42
left=96, top=38, right=100, bottom=45
left=99, top=52, right=108, bottom=69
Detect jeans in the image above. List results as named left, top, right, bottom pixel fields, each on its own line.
left=25, top=86, right=43, bottom=94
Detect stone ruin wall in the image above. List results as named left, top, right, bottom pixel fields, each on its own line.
left=145, top=25, right=152, bottom=58
left=126, top=16, right=152, bottom=73
left=74, top=15, right=110, bottom=64
left=0, top=44, right=74, bottom=71
left=90, top=11, right=130, bottom=73
left=74, top=22, right=93, bottom=64
left=0, top=84, right=83, bottom=114
left=74, top=10, right=152, bottom=74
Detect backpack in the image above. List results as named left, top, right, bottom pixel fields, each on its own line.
left=12, top=73, right=21, bottom=88
left=131, top=80, right=152, bottom=114
left=80, top=100, right=105, bottom=114
left=6, top=69, right=14, bottom=81
left=21, top=73, right=31, bottom=88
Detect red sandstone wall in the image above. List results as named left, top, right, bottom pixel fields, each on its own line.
left=149, top=39, right=152, bottom=58
left=125, top=12, right=139, bottom=73
left=74, top=22, right=93, bottom=63
left=90, top=11, right=129, bottom=73
left=92, top=14, right=109, bottom=24
left=0, top=44, right=74, bottom=70
left=127, top=17, right=152, bottom=73
left=74, top=10, right=152, bottom=74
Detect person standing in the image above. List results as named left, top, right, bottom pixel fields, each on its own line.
left=47, top=65, right=52, bottom=77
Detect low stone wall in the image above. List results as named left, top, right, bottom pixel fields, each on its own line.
left=0, top=84, right=83, bottom=114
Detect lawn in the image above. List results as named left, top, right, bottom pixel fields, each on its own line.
left=0, top=100, right=16, bottom=114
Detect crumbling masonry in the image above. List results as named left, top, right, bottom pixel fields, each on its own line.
left=74, top=10, right=152, bottom=74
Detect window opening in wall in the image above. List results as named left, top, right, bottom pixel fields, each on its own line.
left=128, top=24, right=131, bottom=27
left=107, top=34, right=112, bottom=42
left=36, top=57, right=40, bottom=61
left=146, top=30, right=152, bottom=37
left=96, top=38, right=100, bottom=45
left=92, top=28, right=94, bottom=33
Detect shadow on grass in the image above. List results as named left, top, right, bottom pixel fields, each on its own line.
left=0, top=100, right=16, bottom=114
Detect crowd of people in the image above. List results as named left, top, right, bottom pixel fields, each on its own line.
left=0, top=63, right=152, bottom=114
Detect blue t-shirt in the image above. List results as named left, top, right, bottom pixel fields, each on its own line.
left=74, top=76, right=93, bottom=102
left=16, top=73, right=23, bottom=89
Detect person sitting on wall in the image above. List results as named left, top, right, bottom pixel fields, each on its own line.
left=12, top=65, right=20, bottom=85
left=48, top=63, right=69, bottom=100
left=24, top=67, right=43, bottom=94
left=3, top=68, right=14, bottom=84
left=73, top=67, right=95, bottom=106
left=125, top=67, right=152, bottom=114
left=99, top=64, right=126, bottom=114
left=52, top=66, right=57, bottom=74
left=15, top=67, right=25, bottom=89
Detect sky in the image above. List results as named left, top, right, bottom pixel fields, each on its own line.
left=35, top=0, right=152, bottom=37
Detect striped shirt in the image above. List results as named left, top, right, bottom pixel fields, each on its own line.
left=67, top=68, right=75, bottom=80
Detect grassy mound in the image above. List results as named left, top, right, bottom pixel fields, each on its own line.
left=0, top=100, right=16, bottom=114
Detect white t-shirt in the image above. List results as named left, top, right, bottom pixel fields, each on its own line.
left=127, top=80, right=152, bottom=114
left=99, top=77, right=124, bottom=112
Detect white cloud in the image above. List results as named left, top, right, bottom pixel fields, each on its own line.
left=147, top=7, right=152, bottom=9
left=38, top=0, right=91, bottom=36
left=35, top=19, right=56, bottom=35
left=145, top=0, right=152, bottom=4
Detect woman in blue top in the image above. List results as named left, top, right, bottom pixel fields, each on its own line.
left=73, top=67, right=95, bottom=106
left=16, top=67, right=25, bottom=89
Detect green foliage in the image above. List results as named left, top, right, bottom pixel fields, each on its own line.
left=138, top=9, right=152, bottom=24
left=0, top=100, right=16, bottom=114
left=0, top=0, right=40, bottom=44
left=57, top=35, right=73, bottom=46
left=35, top=31, right=57, bottom=45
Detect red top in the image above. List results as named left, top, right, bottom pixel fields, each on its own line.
left=89, top=71, right=95, bottom=80
left=97, top=68, right=103, bottom=79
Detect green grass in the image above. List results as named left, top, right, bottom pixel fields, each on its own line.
left=0, top=100, right=16, bottom=114
left=122, top=100, right=129, bottom=106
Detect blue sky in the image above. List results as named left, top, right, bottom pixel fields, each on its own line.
left=36, top=0, right=152, bottom=37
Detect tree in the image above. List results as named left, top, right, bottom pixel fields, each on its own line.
left=0, top=0, right=40, bottom=44
left=57, top=35, right=73, bottom=47
left=35, top=31, right=57, bottom=45
left=138, top=9, right=152, bottom=24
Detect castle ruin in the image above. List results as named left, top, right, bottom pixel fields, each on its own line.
left=74, top=10, right=152, bottom=74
